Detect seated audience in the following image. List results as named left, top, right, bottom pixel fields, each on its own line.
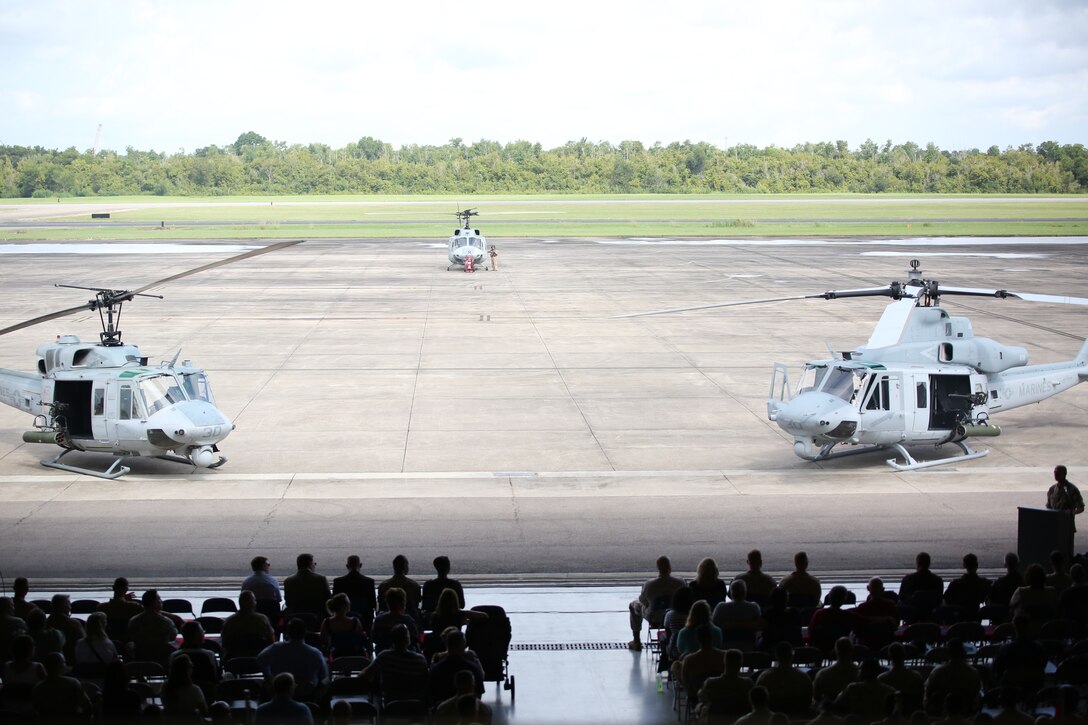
left=988, top=552, right=1023, bottom=610
left=45, top=593, right=84, bottom=664
left=242, top=556, right=283, bottom=621
left=428, top=629, right=485, bottom=705
left=360, top=623, right=429, bottom=704
left=735, top=550, right=777, bottom=607
left=222, top=589, right=276, bottom=659
left=96, top=576, right=143, bottom=641
left=712, top=579, right=762, bottom=650
left=877, top=642, right=924, bottom=715
left=371, top=587, right=420, bottom=653
left=697, top=648, right=753, bottom=721
left=679, top=625, right=728, bottom=699
left=1046, top=550, right=1074, bottom=593
left=255, top=671, right=314, bottom=725
left=73, top=611, right=118, bottom=677
left=333, top=554, right=377, bottom=628
left=169, top=620, right=221, bottom=700
left=736, top=685, right=775, bottom=725
left=378, top=554, right=423, bottom=617
left=162, top=652, right=209, bottom=720
left=422, top=555, right=465, bottom=619
left=1, top=634, right=46, bottom=716
left=756, top=641, right=813, bottom=716
left=813, top=637, right=858, bottom=703
left=256, top=617, right=329, bottom=698
left=835, top=658, right=895, bottom=724
left=779, top=551, right=822, bottom=608
left=320, top=592, right=369, bottom=658
left=429, top=587, right=488, bottom=634
left=433, top=669, right=493, bottom=725
left=11, top=578, right=42, bottom=622
left=284, top=553, right=331, bottom=618
left=808, top=585, right=861, bottom=654
left=627, top=555, right=684, bottom=651
left=0, top=597, right=29, bottom=662
left=127, top=589, right=178, bottom=665
left=31, top=651, right=93, bottom=720
left=899, top=552, right=944, bottom=621
left=689, top=557, right=728, bottom=608
left=1008, top=563, right=1059, bottom=632
left=759, top=586, right=803, bottom=650
left=663, top=587, right=697, bottom=664
left=943, top=553, right=991, bottom=620
left=923, top=639, right=981, bottom=716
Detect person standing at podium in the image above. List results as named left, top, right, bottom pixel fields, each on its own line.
left=1046, top=465, right=1085, bottom=530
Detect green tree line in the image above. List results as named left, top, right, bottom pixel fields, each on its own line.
left=1, top=133, right=1086, bottom=197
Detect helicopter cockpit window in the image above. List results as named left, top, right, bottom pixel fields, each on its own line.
left=823, top=367, right=861, bottom=402
left=119, top=385, right=144, bottom=420
left=863, top=374, right=891, bottom=411
left=138, top=375, right=188, bottom=414
left=182, top=373, right=213, bottom=403
left=797, top=365, right=825, bottom=394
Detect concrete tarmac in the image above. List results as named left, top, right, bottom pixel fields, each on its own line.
left=1, top=235, right=1086, bottom=583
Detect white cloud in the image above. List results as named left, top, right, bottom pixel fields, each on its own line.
left=0, top=0, right=1085, bottom=152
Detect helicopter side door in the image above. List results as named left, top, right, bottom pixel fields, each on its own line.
left=928, top=374, right=972, bottom=431
left=856, top=371, right=904, bottom=442
left=105, top=379, right=147, bottom=449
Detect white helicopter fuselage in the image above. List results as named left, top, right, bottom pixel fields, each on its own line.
left=448, top=226, right=487, bottom=268
left=768, top=298, right=1088, bottom=469
left=0, top=335, right=233, bottom=473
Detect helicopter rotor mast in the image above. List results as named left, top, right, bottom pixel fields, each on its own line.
left=52, top=285, right=164, bottom=347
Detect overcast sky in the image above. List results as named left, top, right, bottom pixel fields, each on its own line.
left=2, top=0, right=1086, bottom=154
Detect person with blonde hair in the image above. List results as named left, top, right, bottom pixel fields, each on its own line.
left=430, top=588, right=488, bottom=634
left=689, top=557, right=727, bottom=607
left=319, top=592, right=367, bottom=657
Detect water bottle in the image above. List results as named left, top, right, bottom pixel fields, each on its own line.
left=656, top=671, right=664, bottom=693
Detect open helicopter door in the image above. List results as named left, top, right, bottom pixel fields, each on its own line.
left=928, top=374, right=972, bottom=431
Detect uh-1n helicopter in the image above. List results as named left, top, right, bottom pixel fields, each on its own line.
left=0, top=241, right=301, bottom=479
left=446, top=208, right=490, bottom=271
left=624, top=259, right=1088, bottom=471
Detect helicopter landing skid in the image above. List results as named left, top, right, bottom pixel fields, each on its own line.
left=40, top=449, right=131, bottom=479
left=885, top=441, right=989, bottom=472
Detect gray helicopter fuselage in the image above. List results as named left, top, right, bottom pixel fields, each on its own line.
left=769, top=298, right=1088, bottom=466
left=448, top=226, right=487, bottom=267
left=0, top=335, right=232, bottom=463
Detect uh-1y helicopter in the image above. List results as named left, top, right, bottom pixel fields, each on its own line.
left=0, top=241, right=301, bottom=479
left=446, top=208, right=490, bottom=271
left=624, top=259, right=1088, bottom=471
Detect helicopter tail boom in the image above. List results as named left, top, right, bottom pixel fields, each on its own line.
left=0, top=368, right=44, bottom=415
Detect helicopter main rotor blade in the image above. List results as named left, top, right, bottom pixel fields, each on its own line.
left=0, top=303, right=103, bottom=337
left=0, top=240, right=303, bottom=339
left=938, top=286, right=1088, bottom=306
left=132, top=240, right=303, bottom=294
left=614, top=295, right=814, bottom=318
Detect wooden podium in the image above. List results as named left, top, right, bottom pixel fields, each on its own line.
left=1017, top=506, right=1074, bottom=569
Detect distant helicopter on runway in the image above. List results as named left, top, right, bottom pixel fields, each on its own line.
left=624, top=260, right=1088, bottom=470
left=447, top=209, right=490, bottom=271
left=0, top=241, right=301, bottom=478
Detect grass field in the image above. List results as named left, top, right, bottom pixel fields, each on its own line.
left=1, top=193, right=1086, bottom=240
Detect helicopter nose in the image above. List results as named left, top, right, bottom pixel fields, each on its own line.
left=775, top=393, right=858, bottom=440
left=147, top=401, right=233, bottom=447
